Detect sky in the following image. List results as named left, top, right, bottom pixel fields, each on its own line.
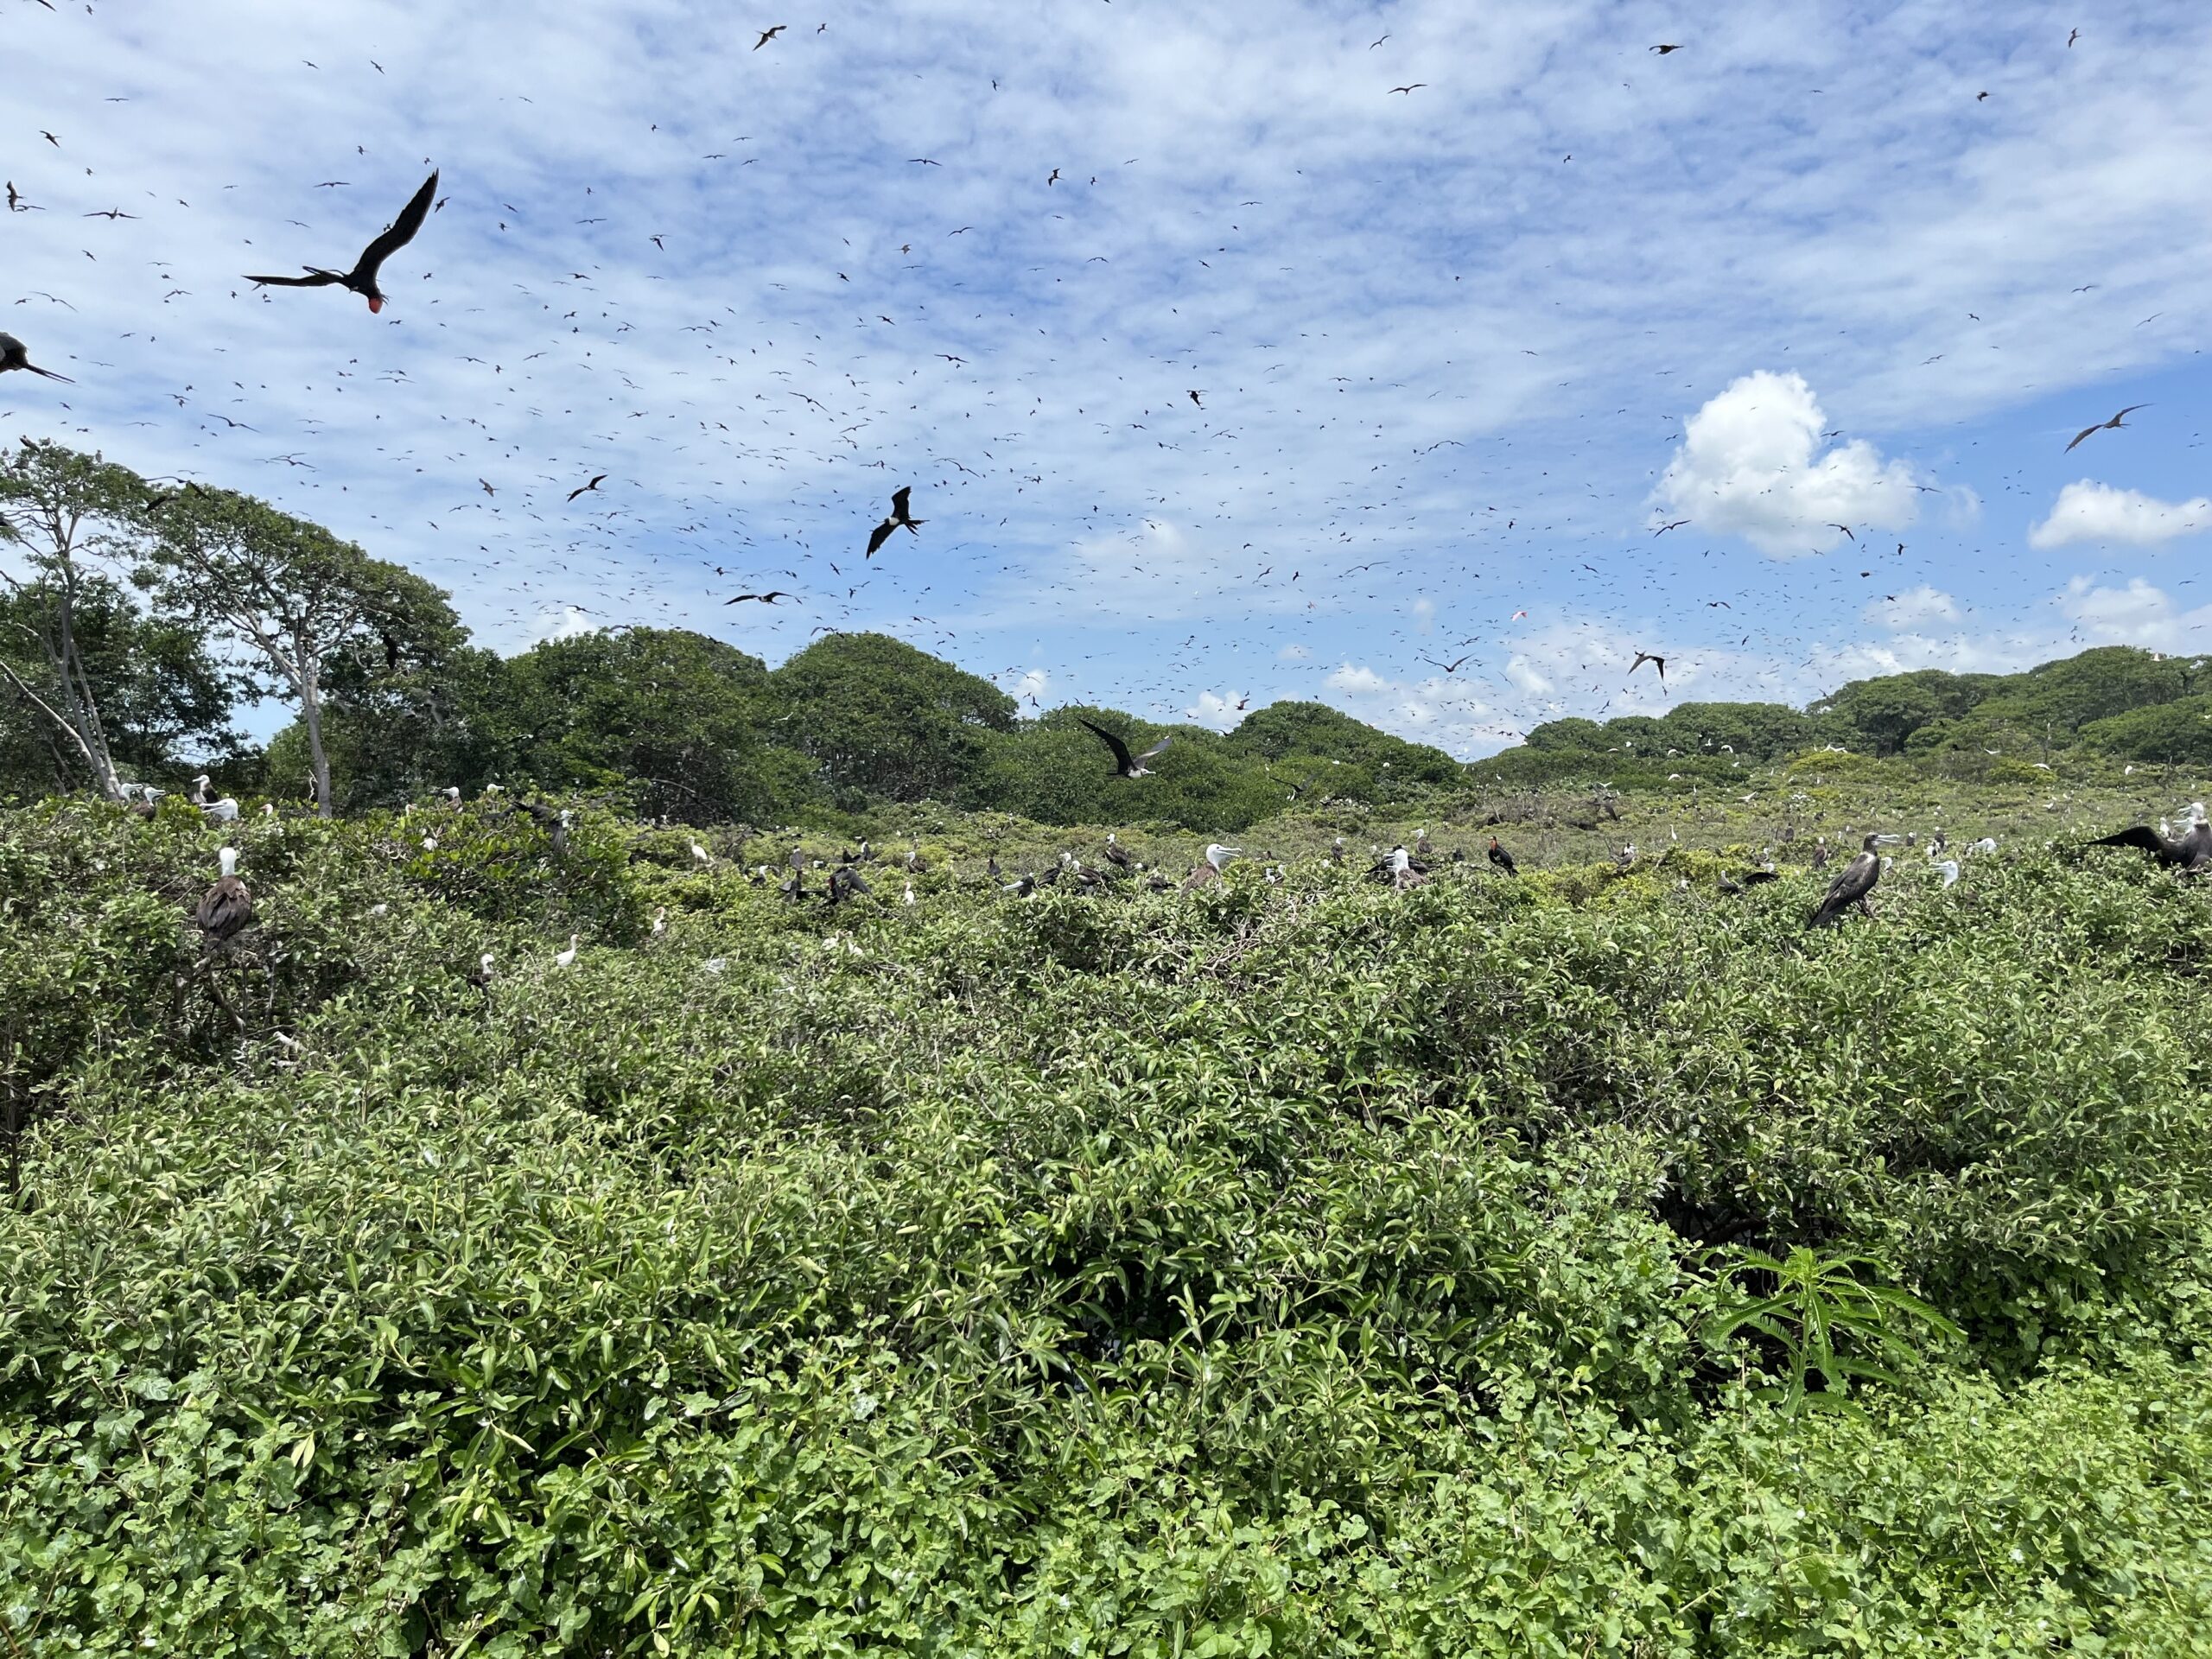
left=3, top=0, right=2209, bottom=757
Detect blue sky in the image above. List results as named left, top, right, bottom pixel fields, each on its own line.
left=3, top=0, right=2208, bottom=754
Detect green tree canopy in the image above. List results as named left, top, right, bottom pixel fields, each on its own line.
left=770, top=632, right=1014, bottom=804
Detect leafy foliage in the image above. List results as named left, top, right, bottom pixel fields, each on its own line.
left=3, top=779, right=2212, bottom=1652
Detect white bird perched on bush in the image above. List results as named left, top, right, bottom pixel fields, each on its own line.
left=690, top=840, right=711, bottom=865
left=650, top=906, right=668, bottom=938
left=1185, top=843, right=1239, bottom=889
left=1927, top=841, right=1960, bottom=888
left=903, top=880, right=917, bottom=906
left=554, top=933, right=579, bottom=969
left=191, top=774, right=241, bottom=822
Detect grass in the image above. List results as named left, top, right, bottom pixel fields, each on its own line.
left=3, top=773, right=2210, bottom=1654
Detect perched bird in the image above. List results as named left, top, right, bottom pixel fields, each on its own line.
left=1077, top=718, right=1172, bottom=778
left=244, top=169, right=438, bottom=314
left=1103, top=831, right=1134, bottom=870
left=865, top=486, right=924, bottom=556
left=1388, top=846, right=1427, bottom=889
left=194, top=847, right=254, bottom=944
left=466, top=952, right=495, bottom=992
left=2082, top=804, right=2210, bottom=872
left=650, top=906, right=668, bottom=938
left=1183, top=842, right=1239, bottom=888
left=1809, top=836, right=1830, bottom=870
left=191, top=774, right=241, bottom=822
left=554, top=933, right=580, bottom=969
left=0, top=332, right=72, bottom=381
left=1927, top=842, right=1961, bottom=888
left=1808, top=834, right=1898, bottom=928
left=2064, top=404, right=2150, bottom=452
left=1487, top=836, right=1517, bottom=875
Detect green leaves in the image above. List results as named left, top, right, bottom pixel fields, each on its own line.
left=1705, top=1245, right=1963, bottom=1414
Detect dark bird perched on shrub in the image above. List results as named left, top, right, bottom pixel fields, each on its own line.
left=1183, top=842, right=1237, bottom=889
left=194, top=846, right=253, bottom=944
left=825, top=864, right=870, bottom=906
left=1487, top=836, right=1517, bottom=875
left=2083, top=804, right=2210, bottom=872
left=1807, top=833, right=1898, bottom=928
left=1077, top=717, right=1172, bottom=778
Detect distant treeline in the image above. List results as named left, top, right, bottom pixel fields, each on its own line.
left=5, top=438, right=2206, bottom=829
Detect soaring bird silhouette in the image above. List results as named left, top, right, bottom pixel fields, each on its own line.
left=0, top=332, right=71, bottom=381
left=244, top=169, right=438, bottom=314
left=753, top=24, right=785, bottom=48
left=1630, top=651, right=1666, bottom=683
left=2064, top=404, right=2150, bottom=452
left=1077, top=718, right=1172, bottom=778
left=567, top=474, right=607, bottom=502
left=865, top=486, right=923, bottom=556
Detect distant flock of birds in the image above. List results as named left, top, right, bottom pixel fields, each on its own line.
left=165, top=776, right=2212, bottom=976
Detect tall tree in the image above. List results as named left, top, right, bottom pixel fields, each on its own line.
left=771, top=632, right=1014, bottom=804
left=146, top=487, right=457, bottom=817
left=0, top=441, right=158, bottom=800
left=0, top=574, right=235, bottom=798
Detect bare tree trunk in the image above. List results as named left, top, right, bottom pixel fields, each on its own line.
left=299, top=651, right=333, bottom=817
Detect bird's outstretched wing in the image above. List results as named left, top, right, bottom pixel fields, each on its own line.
left=244, top=269, right=345, bottom=287
left=2084, top=825, right=2168, bottom=855
left=1135, top=734, right=1173, bottom=763
left=1077, top=717, right=1135, bottom=772
left=866, top=518, right=895, bottom=556
left=355, top=169, right=438, bottom=280
left=2063, top=423, right=2100, bottom=452
left=890, top=485, right=912, bottom=518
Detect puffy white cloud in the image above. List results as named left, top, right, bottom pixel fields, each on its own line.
left=1652, top=371, right=1923, bottom=556
left=2029, top=481, right=2212, bottom=549
left=1182, top=690, right=1246, bottom=728
left=1325, top=663, right=1390, bottom=695
left=2056, top=576, right=2212, bottom=651
left=1503, top=655, right=1553, bottom=695
left=1012, top=668, right=1052, bottom=702
left=531, top=605, right=598, bottom=644
left=1864, top=585, right=1960, bottom=629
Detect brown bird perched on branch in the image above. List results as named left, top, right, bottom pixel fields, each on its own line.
left=194, top=846, right=254, bottom=944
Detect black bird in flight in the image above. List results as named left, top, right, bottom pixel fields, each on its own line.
left=1829, top=523, right=1856, bottom=541
left=567, top=474, right=607, bottom=502
left=1649, top=42, right=1682, bottom=53
left=1421, top=654, right=1471, bottom=675
left=1653, top=519, right=1689, bottom=535
left=1078, top=718, right=1173, bottom=779
left=0, top=332, right=72, bottom=381
left=866, top=486, right=923, bottom=556
left=244, top=168, right=437, bottom=313
left=754, top=25, right=785, bottom=48
left=1389, top=83, right=1426, bottom=94
left=2064, top=404, right=2149, bottom=452
left=1630, top=651, right=1666, bottom=683
left=1188, top=389, right=1205, bottom=407
left=725, top=591, right=791, bottom=605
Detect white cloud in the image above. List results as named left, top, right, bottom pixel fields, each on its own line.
left=1182, top=690, right=1246, bottom=728
left=1652, top=371, right=1923, bottom=556
left=1277, top=644, right=1312, bottom=662
left=2030, top=481, right=2212, bottom=549
left=1503, top=656, right=1553, bottom=695
left=1012, top=667, right=1052, bottom=702
left=2056, top=576, right=2212, bottom=651
left=1864, top=585, right=1960, bottom=629
left=1325, top=663, right=1390, bottom=696
left=531, top=605, right=598, bottom=644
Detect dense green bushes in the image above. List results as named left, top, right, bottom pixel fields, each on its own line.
left=3, top=795, right=2211, bottom=1652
